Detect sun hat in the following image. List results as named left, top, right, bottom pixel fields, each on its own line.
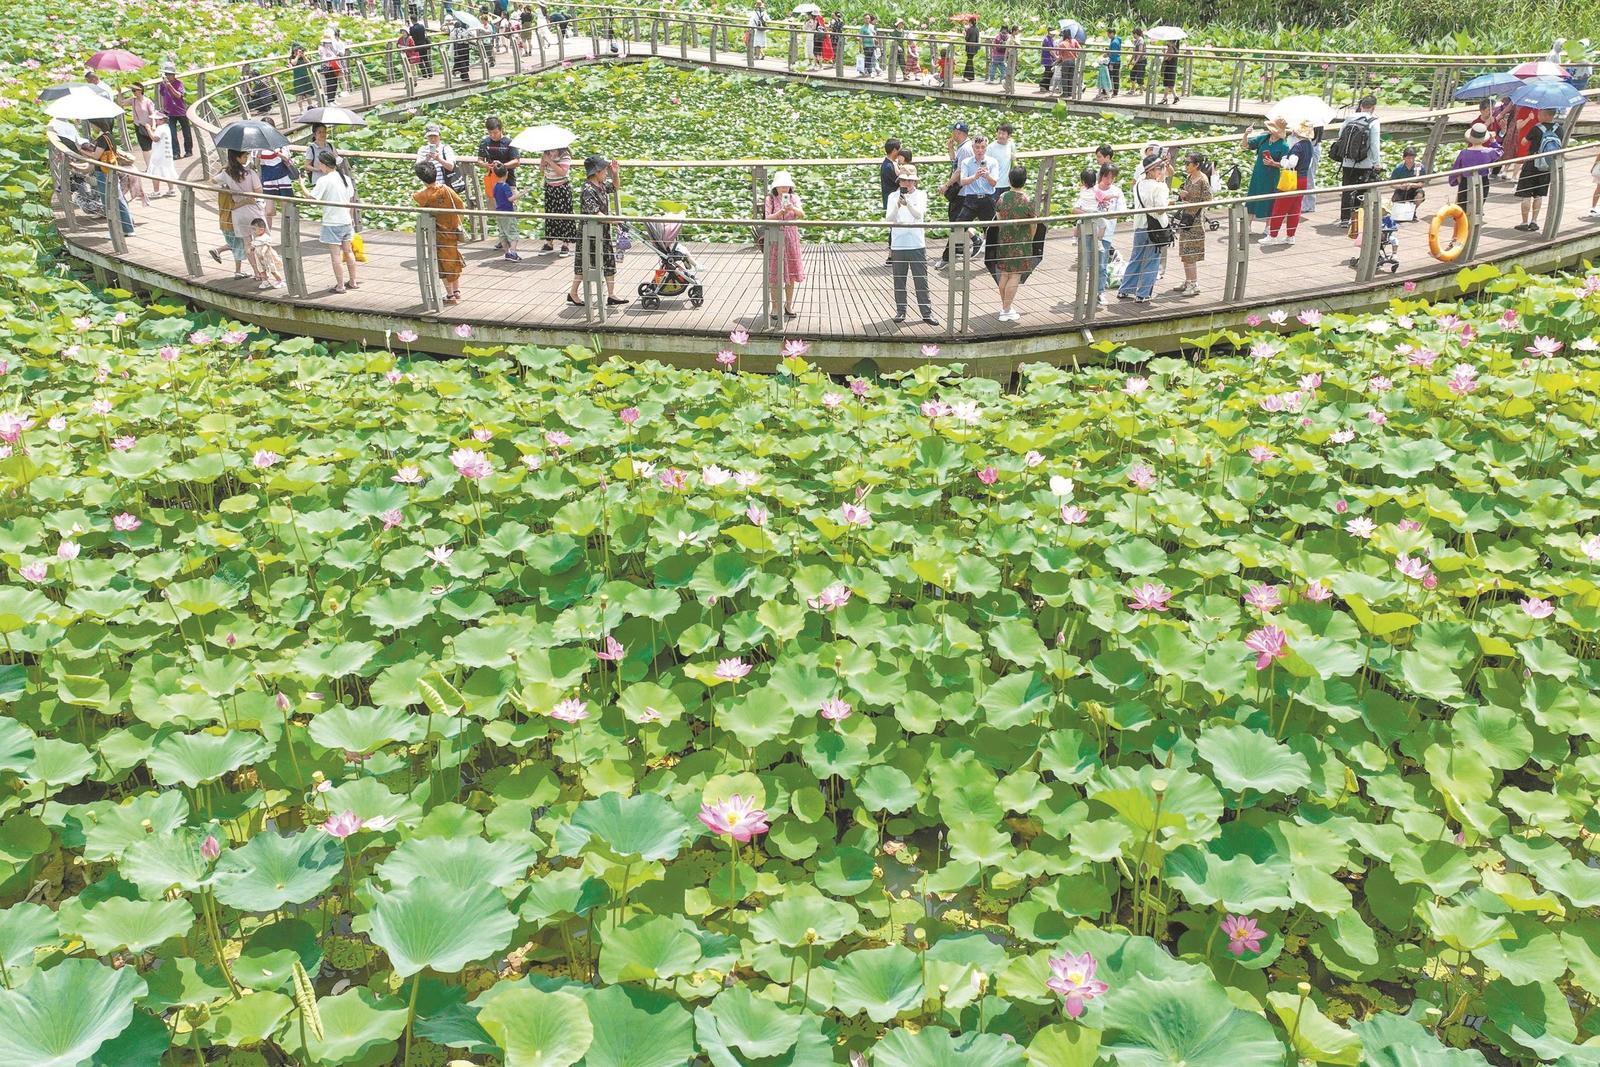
left=1466, top=122, right=1489, bottom=143
left=769, top=169, right=796, bottom=191
left=583, top=153, right=610, bottom=177
left=1140, top=153, right=1166, bottom=172
left=1291, top=118, right=1315, bottom=138
left=160, top=61, right=176, bottom=73
left=897, top=164, right=920, bottom=182
left=1264, top=116, right=1287, bottom=133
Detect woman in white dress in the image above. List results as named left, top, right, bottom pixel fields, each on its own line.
left=146, top=122, right=178, bottom=198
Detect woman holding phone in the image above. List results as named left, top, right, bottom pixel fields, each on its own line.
left=1241, top=117, right=1289, bottom=236
left=765, top=171, right=806, bottom=319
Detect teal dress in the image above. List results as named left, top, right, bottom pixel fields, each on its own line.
left=1245, top=131, right=1289, bottom=220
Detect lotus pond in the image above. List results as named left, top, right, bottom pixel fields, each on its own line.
left=339, top=62, right=1236, bottom=236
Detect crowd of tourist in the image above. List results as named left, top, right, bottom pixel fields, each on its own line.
left=49, top=1, right=1600, bottom=324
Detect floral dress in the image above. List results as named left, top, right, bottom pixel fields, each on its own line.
left=988, top=189, right=1040, bottom=280
left=1176, top=173, right=1209, bottom=264
left=764, top=192, right=804, bottom=284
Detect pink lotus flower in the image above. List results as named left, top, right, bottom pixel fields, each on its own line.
left=18, top=562, right=47, bottom=584
left=397, top=329, right=419, bottom=344
left=393, top=465, right=423, bottom=484
left=1582, top=535, right=1600, bottom=562
left=1245, top=625, right=1288, bottom=669
left=745, top=504, right=768, bottom=527
left=1330, top=428, right=1355, bottom=444
left=1127, top=463, right=1155, bottom=490
left=921, top=344, right=941, bottom=357
left=1125, top=376, right=1150, bottom=395
left=619, top=407, right=640, bottom=425
left=1060, top=504, right=1089, bottom=525
left=1499, top=310, right=1519, bottom=328
left=521, top=454, right=542, bottom=472
left=113, top=513, right=141, bottom=532
left=807, top=582, right=852, bottom=611
left=1346, top=516, right=1376, bottom=538
left=1334, top=499, right=1349, bottom=514
left=453, top=323, right=473, bottom=339
left=714, top=658, right=752, bottom=681
left=222, top=330, right=249, bottom=346
left=1244, top=584, right=1281, bottom=612
left=1128, top=582, right=1172, bottom=612
left=450, top=448, right=493, bottom=480
left=1303, top=579, right=1333, bottom=602
left=426, top=545, right=454, bottom=566
left=73, top=316, right=92, bottom=331
left=252, top=449, right=280, bottom=469
left=1221, top=914, right=1265, bottom=956
left=977, top=466, right=998, bottom=485
left=322, top=810, right=364, bottom=840
left=1024, top=450, right=1043, bottom=468
left=840, top=503, right=871, bottom=526
left=1397, top=519, right=1422, bottom=532
left=729, top=326, right=750, bottom=346
left=380, top=509, right=404, bottom=529
left=550, top=698, right=588, bottom=723
left=849, top=378, right=869, bottom=397
left=658, top=467, right=688, bottom=491
left=1268, top=310, right=1288, bottom=325
left=1526, top=336, right=1562, bottom=358
left=200, top=835, right=221, bottom=861
left=1045, top=952, right=1108, bottom=1019
left=1395, top=555, right=1431, bottom=581
left=698, top=794, right=770, bottom=841
left=158, top=345, right=180, bottom=362
left=1367, top=410, right=1388, bottom=426
left=385, top=370, right=404, bottom=384
left=47, top=416, right=67, bottom=433
left=715, top=349, right=736, bottom=372
left=1248, top=445, right=1275, bottom=464
left=1408, top=348, right=1438, bottom=369
left=1403, top=280, right=1417, bottom=293
left=1520, top=597, right=1555, bottom=619
left=782, top=339, right=811, bottom=358
left=920, top=400, right=951, bottom=418
left=735, top=470, right=761, bottom=489
left=56, top=541, right=80, bottom=561
left=90, top=399, right=112, bottom=416
left=819, top=697, right=852, bottom=722
left=1297, top=309, right=1322, bottom=327
left=544, top=430, right=571, bottom=448
left=1447, top=364, right=1479, bottom=395
left=950, top=401, right=982, bottom=425
left=821, top=392, right=844, bottom=409
left=1369, top=375, right=1392, bottom=394
left=472, top=427, right=493, bottom=443
left=110, top=435, right=136, bottom=452
left=1299, top=373, right=1322, bottom=391
left=596, top=635, right=624, bottom=661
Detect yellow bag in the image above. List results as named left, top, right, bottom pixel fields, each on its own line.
left=1276, top=166, right=1298, bottom=192
left=351, top=232, right=367, bottom=263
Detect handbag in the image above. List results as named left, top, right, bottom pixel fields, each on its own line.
left=351, top=233, right=367, bottom=262
left=1275, top=164, right=1298, bottom=192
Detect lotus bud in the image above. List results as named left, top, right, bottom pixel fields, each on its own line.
left=803, top=928, right=818, bottom=944
left=899, top=890, right=911, bottom=899
left=276, top=692, right=291, bottom=712
left=201, top=835, right=221, bottom=860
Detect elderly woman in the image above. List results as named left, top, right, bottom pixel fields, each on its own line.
left=539, top=148, right=576, bottom=256
left=413, top=160, right=466, bottom=304
left=567, top=154, right=629, bottom=308
left=1173, top=151, right=1211, bottom=297
left=764, top=169, right=805, bottom=319
left=1241, top=117, right=1288, bottom=235
left=987, top=164, right=1039, bottom=322
left=414, top=124, right=457, bottom=185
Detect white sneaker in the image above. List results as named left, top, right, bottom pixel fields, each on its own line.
left=1283, top=237, right=1296, bottom=247
left=1258, top=235, right=1279, bottom=246
left=1590, top=206, right=1600, bottom=217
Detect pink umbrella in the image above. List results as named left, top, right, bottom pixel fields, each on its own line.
left=87, top=49, right=147, bottom=72
left=1509, top=60, right=1568, bottom=79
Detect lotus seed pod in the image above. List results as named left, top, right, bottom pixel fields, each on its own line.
left=1151, top=778, right=1168, bottom=794
left=140, top=819, right=153, bottom=832
left=1298, top=981, right=1312, bottom=995
left=804, top=927, right=818, bottom=943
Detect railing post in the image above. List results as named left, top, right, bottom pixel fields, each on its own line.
left=887, top=37, right=898, bottom=84
left=945, top=227, right=967, bottom=333
left=941, top=45, right=952, bottom=89
left=415, top=212, right=441, bottom=311
left=282, top=200, right=308, bottom=299
left=1421, top=113, right=1449, bottom=173
left=1074, top=219, right=1097, bottom=321
left=1004, top=45, right=1015, bottom=95
left=477, top=37, right=491, bottom=81
left=1228, top=58, right=1244, bottom=112
left=590, top=19, right=602, bottom=60
left=746, top=22, right=755, bottom=68
left=178, top=185, right=202, bottom=277
left=708, top=17, right=718, bottom=63
left=442, top=40, right=455, bottom=89
left=1181, top=49, right=1194, bottom=98
left=1463, top=164, right=1484, bottom=262
left=787, top=24, right=797, bottom=69
left=679, top=16, right=688, bottom=60
left=511, top=31, right=523, bottom=73
left=1321, top=60, right=1336, bottom=103
left=1355, top=185, right=1381, bottom=282
left=52, top=148, right=77, bottom=230
left=750, top=164, right=766, bottom=245
left=579, top=218, right=605, bottom=323
left=835, top=34, right=845, bottom=79
left=356, top=57, right=374, bottom=107
left=1035, top=156, right=1056, bottom=216
left=1540, top=153, right=1565, bottom=244
left=235, top=83, right=250, bottom=119
left=1226, top=200, right=1250, bottom=302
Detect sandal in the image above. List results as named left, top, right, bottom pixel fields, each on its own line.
left=345, top=281, right=360, bottom=290
left=566, top=295, right=584, bottom=306
left=209, top=248, right=222, bottom=264
left=330, top=284, right=347, bottom=294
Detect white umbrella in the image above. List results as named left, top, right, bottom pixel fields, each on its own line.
left=1146, top=25, right=1186, bottom=42
left=44, top=90, right=124, bottom=121
left=511, top=123, right=576, bottom=152
left=792, top=3, right=821, bottom=14
left=448, top=8, right=486, bottom=33
left=1266, top=94, right=1336, bottom=127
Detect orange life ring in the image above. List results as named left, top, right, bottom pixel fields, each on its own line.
left=1429, top=204, right=1470, bottom=262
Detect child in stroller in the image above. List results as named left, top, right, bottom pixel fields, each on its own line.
left=636, top=215, right=704, bottom=309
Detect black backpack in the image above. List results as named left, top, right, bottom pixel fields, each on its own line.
left=1332, top=114, right=1372, bottom=165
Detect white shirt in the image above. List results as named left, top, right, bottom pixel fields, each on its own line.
left=415, top=141, right=456, bottom=181
left=313, top=170, right=354, bottom=226
left=1132, top=177, right=1169, bottom=227
left=988, top=139, right=1013, bottom=189
left=884, top=186, right=928, bottom=249
left=85, top=81, right=114, bottom=101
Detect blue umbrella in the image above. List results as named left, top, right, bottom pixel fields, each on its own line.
left=1452, top=71, right=1522, bottom=100
left=1510, top=76, right=1585, bottom=110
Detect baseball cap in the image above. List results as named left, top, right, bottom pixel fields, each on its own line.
left=951, top=121, right=969, bottom=132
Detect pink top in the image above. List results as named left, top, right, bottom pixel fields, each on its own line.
left=129, top=94, right=156, bottom=128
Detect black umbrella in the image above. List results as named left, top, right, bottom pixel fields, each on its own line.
left=38, top=83, right=91, bottom=103
left=213, top=119, right=290, bottom=152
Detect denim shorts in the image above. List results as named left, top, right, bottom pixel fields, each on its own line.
left=320, top=223, right=354, bottom=245
left=223, top=231, right=248, bottom=260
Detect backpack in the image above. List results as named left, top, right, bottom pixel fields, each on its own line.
left=1331, top=114, right=1372, bottom=165
left=1530, top=125, right=1562, bottom=171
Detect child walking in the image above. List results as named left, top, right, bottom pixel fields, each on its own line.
left=248, top=218, right=286, bottom=290
left=491, top=163, right=521, bottom=261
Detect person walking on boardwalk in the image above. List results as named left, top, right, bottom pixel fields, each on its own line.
left=764, top=170, right=805, bottom=318
left=567, top=154, right=629, bottom=308
left=414, top=160, right=466, bottom=304
left=747, top=0, right=768, bottom=60
left=1515, top=107, right=1562, bottom=230
left=289, top=44, right=317, bottom=104
left=1334, top=94, right=1382, bottom=225
left=1241, top=116, right=1288, bottom=235
left=885, top=164, right=937, bottom=326
left=1157, top=37, right=1180, bottom=105
left=408, top=17, right=435, bottom=76
left=1127, top=27, right=1147, bottom=94
left=540, top=148, right=576, bottom=256
left=312, top=149, right=359, bottom=294
left=1107, top=26, right=1122, bottom=94
left=987, top=164, right=1039, bottom=322
left=1038, top=27, right=1055, bottom=91
left=962, top=18, right=980, bottom=80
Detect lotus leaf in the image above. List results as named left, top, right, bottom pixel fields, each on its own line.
left=476, top=986, right=593, bottom=1067
left=367, top=882, right=518, bottom=977
left=0, top=959, right=145, bottom=1067
left=212, top=830, right=343, bottom=912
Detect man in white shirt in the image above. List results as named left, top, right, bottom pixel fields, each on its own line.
left=988, top=123, right=1015, bottom=192
left=885, top=164, right=938, bottom=326
left=82, top=70, right=115, bottom=101
left=414, top=124, right=458, bottom=184
left=942, top=133, right=1000, bottom=265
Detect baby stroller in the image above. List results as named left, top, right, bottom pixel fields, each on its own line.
left=1375, top=209, right=1400, bottom=274
left=636, top=216, right=703, bottom=310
